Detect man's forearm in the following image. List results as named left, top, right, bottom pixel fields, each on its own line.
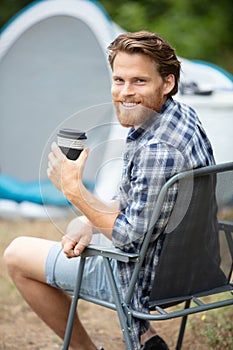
left=47, top=143, right=119, bottom=239
left=64, top=182, right=119, bottom=240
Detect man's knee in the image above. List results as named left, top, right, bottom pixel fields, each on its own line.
left=3, top=236, right=28, bottom=276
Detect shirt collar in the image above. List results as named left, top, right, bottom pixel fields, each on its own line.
left=160, top=97, right=173, bottom=113
left=126, top=98, right=173, bottom=141
left=127, top=126, right=144, bottom=141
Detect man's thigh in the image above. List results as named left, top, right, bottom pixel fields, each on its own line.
left=46, top=242, right=119, bottom=303
left=6, top=236, right=56, bottom=283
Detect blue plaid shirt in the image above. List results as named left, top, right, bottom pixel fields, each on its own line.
left=112, top=97, right=215, bottom=349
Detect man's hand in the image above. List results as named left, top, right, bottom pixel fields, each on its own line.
left=61, top=216, right=93, bottom=258
left=47, top=142, right=119, bottom=241
left=61, top=236, right=79, bottom=258
left=47, top=142, right=89, bottom=197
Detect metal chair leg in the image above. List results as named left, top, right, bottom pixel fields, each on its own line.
left=176, top=299, right=191, bottom=350
left=103, top=258, right=134, bottom=350
left=62, top=257, right=85, bottom=350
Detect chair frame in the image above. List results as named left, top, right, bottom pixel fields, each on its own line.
left=62, top=162, right=233, bottom=350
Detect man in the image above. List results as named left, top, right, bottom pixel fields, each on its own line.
left=4, top=31, right=215, bottom=350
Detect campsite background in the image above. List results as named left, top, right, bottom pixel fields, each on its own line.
left=1, top=0, right=233, bottom=75
left=0, top=0, right=233, bottom=349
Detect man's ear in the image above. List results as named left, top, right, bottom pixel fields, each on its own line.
left=163, top=74, right=175, bottom=95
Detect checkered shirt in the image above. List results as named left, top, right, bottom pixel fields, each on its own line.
left=112, top=97, right=215, bottom=349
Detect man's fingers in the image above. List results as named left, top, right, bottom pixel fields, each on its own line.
left=73, top=242, right=87, bottom=256
left=51, top=142, right=64, bottom=158
left=63, top=240, right=77, bottom=258
left=62, top=237, right=87, bottom=258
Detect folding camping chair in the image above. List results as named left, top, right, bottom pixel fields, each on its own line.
left=62, top=162, right=233, bottom=350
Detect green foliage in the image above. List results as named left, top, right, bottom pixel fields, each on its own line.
left=198, top=307, right=233, bottom=349
left=0, top=0, right=233, bottom=73
left=99, top=0, right=233, bottom=74
left=0, top=0, right=32, bottom=30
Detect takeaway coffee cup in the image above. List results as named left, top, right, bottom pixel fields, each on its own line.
left=57, top=128, right=87, bottom=160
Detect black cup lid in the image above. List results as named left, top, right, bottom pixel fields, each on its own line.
left=57, top=128, right=87, bottom=139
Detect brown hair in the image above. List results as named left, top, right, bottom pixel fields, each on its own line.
left=108, top=31, right=180, bottom=97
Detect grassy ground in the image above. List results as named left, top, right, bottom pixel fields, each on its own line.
left=0, top=218, right=232, bottom=349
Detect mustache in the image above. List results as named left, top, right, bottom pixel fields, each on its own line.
left=113, top=99, right=141, bottom=103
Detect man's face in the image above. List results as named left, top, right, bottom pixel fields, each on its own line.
left=111, top=51, right=174, bottom=128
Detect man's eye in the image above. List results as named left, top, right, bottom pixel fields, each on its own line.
left=114, top=78, right=124, bottom=84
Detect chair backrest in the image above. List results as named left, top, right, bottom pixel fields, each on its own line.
left=149, top=164, right=233, bottom=304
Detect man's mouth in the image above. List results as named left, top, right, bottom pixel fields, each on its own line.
left=120, top=102, right=140, bottom=109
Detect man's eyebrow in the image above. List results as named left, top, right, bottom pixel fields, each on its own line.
left=112, top=74, right=122, bottom=78
left=112, top=74, right=150, bottom=80
left=133, top=75, right=150, bottom=80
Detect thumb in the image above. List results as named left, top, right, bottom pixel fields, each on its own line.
left=76, top=147, right=89, bottom=164
left=74, top=148, right=89, bottom=178
left=73, top=242, right=87, bottom=256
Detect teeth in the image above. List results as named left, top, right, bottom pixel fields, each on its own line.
left=122, top=102, right=138, bottom=107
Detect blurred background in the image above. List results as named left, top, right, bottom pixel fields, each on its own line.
left=0, top=3, right=232, bottom=349
left=1, top=0, right=233, bottom=74
left=0, top=0, right=232, bottom=219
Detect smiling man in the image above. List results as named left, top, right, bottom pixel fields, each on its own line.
left=111, top=52, right=174, bottom=127
left=4, top=32, right=215, bottom=350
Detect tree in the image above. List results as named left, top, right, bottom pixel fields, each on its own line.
left=0, top=0, right=232, bottom=74
left=99, top=0, right=233, bottom=74
left=0, top=0, right=32, bottom=30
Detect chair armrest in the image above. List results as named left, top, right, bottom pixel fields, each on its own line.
left=218, top=220, right=233, bottom=232
left=81, top=244, right=139, bottom=263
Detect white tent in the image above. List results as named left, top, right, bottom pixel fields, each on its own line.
left=0, top=0, right=232, bottom=216
left=178, top=58, right=233, bottom=165
left=0, top=0, right=122, bottom=183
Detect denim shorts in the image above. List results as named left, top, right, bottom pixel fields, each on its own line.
left=45, top=242, right=119, bottom=303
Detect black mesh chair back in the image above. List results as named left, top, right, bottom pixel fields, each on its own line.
left=150, top=171, right=230, bottom=305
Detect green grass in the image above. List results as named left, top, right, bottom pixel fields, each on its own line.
left=188, top=303, right=233, bottom=350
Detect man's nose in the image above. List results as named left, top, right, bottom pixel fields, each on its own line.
left=121, top=82, right=135, bottom=96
